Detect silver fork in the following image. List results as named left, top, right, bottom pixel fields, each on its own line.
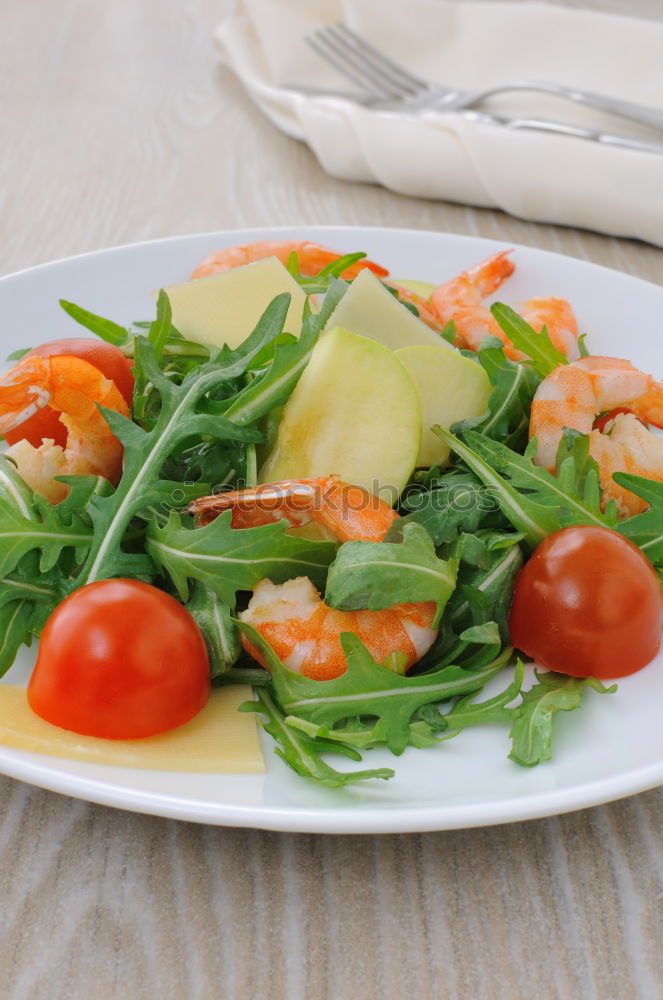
left=306, top=23, right=663, bottom=132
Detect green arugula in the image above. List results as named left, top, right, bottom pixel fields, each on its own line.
left=325, top=521, right=457, bottom=626
left=241, top=688, right=395, bottom=787
left=76, top=291, right=323, bottom=585
left=491, top=303, right=568, bottom=376
left=435, top=426, right=617, bottom=550
left=146, top=510, right=336, bottom=604
left=59, top=299, right=130, bottom=346
left=508, top=671, right=617, bottom=766
left=285, top=251, right=360, bottom=295
left=0, top=553, right=65, bottom=676
left=612, top=474, right=663, bottom=571
left=443, top=660, right=525, bottom=733
left=58, top=295, right=210, bottom=365
left=401, top=469, right=502, bottom=546
left=0, top=487, right=91, bottom=579
left=239, top=621, right=510, bottom=756
left=185, top=582, right=240, bottom=679
left=452, top=337, right=541, bottom=451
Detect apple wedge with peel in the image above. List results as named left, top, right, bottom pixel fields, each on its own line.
left=390, top=279, right=436, bottom=301
left=394, top=346, right=491, bottom=468
left=260, top=327, right=421, bottom=503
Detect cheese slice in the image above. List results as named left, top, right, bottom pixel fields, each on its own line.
left=163, top=256, right=307, bottom=350
left=0, top=685, right=265, bottom=773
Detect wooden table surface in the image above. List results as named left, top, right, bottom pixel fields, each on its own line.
left=2, top=1, right=663, bottom=997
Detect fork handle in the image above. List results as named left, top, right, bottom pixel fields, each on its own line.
left=466, top=81, right=663, bottom=132
left=462, top=111, right=663, bottom=155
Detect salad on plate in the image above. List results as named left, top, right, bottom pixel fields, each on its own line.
left=0, top=237, right=662, bottom=789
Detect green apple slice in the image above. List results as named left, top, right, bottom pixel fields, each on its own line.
left=391, top=279, right=436, bottom=300
left=324, top=268, right=452, bottom=352
left=162, top=257, right=306, bottom=350
left=394, top=346, right=491, bottom=467
left=260, top=327, right=421, bottom=502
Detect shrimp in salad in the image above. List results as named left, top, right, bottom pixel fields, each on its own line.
left=189, top=478, right=439, bottom=681
left=530, top=355, right=663, bottom=515
left=191, top=240, right=389, bottom=281
left=430, top=250, right=579, bottom=361
left=0, top=354, right=129, bottom=503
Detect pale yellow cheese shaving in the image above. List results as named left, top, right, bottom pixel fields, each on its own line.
left=0, top=685, right=265, bottom=773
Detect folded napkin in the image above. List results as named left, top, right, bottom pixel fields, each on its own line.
left=216, top=0, right=663, bottom=246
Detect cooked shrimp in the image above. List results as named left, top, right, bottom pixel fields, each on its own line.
left=530, top=355, right=663, bottom=515
left=519, top=297, right=580, bottom=360
left=189, top=477, right=438, bottom=680
left=430, top=251, right=580, bottom=361
left=191, top=241, right=389, bottom=281
left=430, top=250, right=516, bottom=355
left=385, top=283, right=448, bottom=333
left=189, top=477, right=399, bottom=541
left=0, top=355, right=129, bottom=503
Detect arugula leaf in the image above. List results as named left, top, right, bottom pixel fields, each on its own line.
left=446, top=535, right=524, bottom=639
left=436, top=427, right=616, bottom=549
left=239, top=621, right=511, bottom=755
left=0, top=600, right=40, bottom=677
left=284, top=713, right=391, bottom=751
left=131, top=289, right=176, bottom=420
left=77, top=288, right=323, bottom=585
left=0, top=491, right=91, bottom=578
left=148, top=289, right=172, bottom=363
left=0, top=455, right=34, bottom=515
left=613, top=474, right=663, bottom=571
left=0, top=555, right=64, bottom=676
left=146, top=510, right=336, bottom=603
left=443, top=660, right=525, bottom=732
left=325, top=521, right=457, bottom=626
left=400, top=470, right=502, bottom=546
left=241, top=688, right=394, bottom=787
left=452, top=337, right=540, bottom=450
left=185, top=582, right=240, bottom=678
left=508, top=671, right=616, bottom=766
left=491, top=303, right=568, bottom=376
left=285, top=252, right=359, bottom=295
left=59, top=299, right=130, bottom=346
left=435, top=427, right=558, bottom=548
left=6, top=347, right=32, bottom=362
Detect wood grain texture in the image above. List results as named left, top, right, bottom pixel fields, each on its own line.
left=1, top=1, right=663, bottom=998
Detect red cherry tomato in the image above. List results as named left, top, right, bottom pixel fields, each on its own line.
left=28, top=580, right=210, bottom=739
left=593, top=407, right=644, bottom=433
left=3, top=339, right=134, bottom=449
left=509, top=525, right=662, bottom=679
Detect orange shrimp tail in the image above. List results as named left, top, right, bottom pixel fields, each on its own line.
left=464, top=249, right=515, bottom=298
left=190, top=241, right=388, bottom=281
left=0, top=358, right=52, bottom=433
left=429, top=249, right=516, bottom=354
left=635, top=381, right=663, bottom=428
left=189, top=478, right=399, bottom=541
left=520, top=297, right=579, bottom=360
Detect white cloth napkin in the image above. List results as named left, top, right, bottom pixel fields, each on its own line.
left=216, top=0, right=663, bottom=246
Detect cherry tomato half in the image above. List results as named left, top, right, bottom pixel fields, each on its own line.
left=508, top=525, right=662, bottom=679
left=28, top=580, right=210, bottom=739
left=2, top=339, right=134, bottom=449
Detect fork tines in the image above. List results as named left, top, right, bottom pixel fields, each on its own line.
left=306, top=22, right=430, bottom=101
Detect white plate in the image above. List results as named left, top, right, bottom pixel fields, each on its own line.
left=2, top=226, right=663, bottom=833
